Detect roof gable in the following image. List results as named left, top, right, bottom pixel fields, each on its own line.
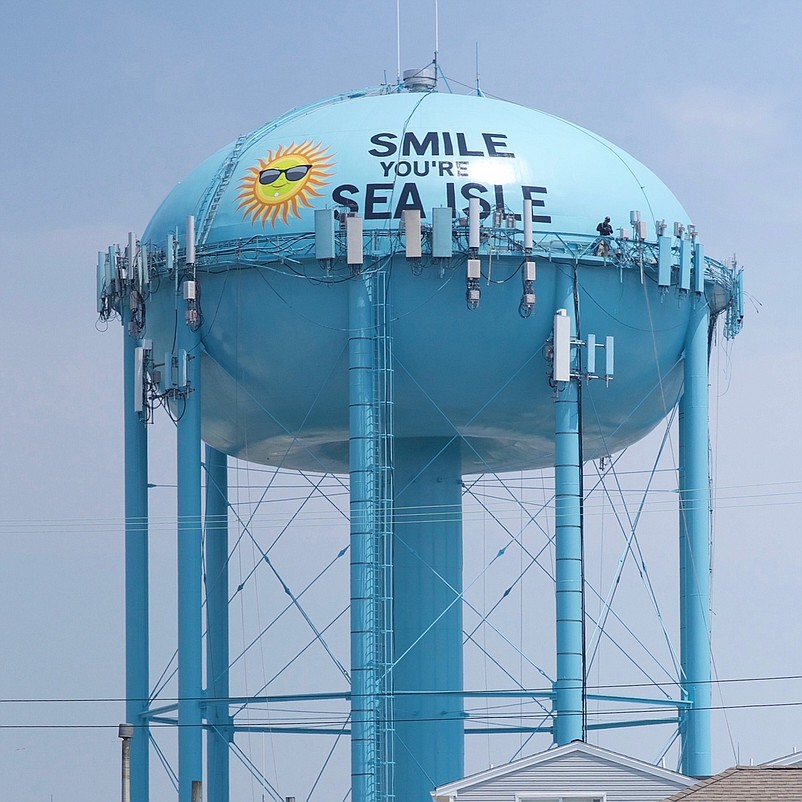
left=433, top=741, right=693, bottom=799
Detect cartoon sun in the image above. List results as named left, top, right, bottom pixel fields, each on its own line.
left=236, top=140, right=334, bottom=226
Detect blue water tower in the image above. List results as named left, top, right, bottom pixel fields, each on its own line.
left=97, top=68, right=744, bottom=802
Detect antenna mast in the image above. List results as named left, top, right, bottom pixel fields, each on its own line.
left=475, top=42, right=482, bottom=95
left=434, top=0, right=440, bottom=66
left=432, top=0, right=440, bottom=86
left=396, top=0, right=401, bottom=84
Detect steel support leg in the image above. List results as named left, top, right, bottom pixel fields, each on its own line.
left=553, top=267, right=584, bottom=745
left=205, top=446, right=230, bottom=802
left=349, top=272, right=382, bottom=802
left=679, top=297, right=712, bottom=777
left=177, top=293, right=203, bottom=802
left=123, top=308, right=149, bottom=802
left=393, top=437, right=464, bottom=801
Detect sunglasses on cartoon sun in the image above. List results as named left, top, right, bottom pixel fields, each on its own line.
left=258, top=165, right=312, bottom=184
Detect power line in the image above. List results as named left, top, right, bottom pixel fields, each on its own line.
left=6, top=671, right=802, bottom=705
left=3, top=695, right=802, bottom=730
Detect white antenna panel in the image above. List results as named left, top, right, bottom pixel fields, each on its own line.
left=404, top=210, right=422, bottom=259
left=346, top=215, right=364, bottom=265
left=605, top=336, right=615, bottom=378
left=586, top=333, right=597, bottom=375
left=432, top=207, right=453, bottom=258
left=186, top=216, right=196, bottom=265
left=553, top=310, right=572, bottom=382
left=96, top=252, right=105, bottom=312
left=468, top=197, right=481, bottom=249
left=314, top=209, right=336, bottom=261
left=128, top=232, right=137, bottom=283
left=134, top=347, right=145, bottom=413
left=523, top=199, right=533, bottom=250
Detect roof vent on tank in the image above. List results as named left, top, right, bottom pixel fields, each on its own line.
left=402, top=64, right=437, bottom=92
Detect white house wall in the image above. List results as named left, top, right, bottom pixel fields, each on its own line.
left=442, top=752, right=692, bottom=802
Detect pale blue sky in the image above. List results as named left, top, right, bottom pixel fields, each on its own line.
left=1, top=1, right=801, bottom=800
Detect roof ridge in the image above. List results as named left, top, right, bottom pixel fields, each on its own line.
left=663, top=767, right=740, bottom=800
left=662, top=763, right=802, bottom=800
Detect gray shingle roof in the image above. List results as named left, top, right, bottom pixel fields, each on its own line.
left=662, top=766, right=802, bottom=800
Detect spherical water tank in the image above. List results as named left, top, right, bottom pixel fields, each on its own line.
left=142, top=88, right=696, bottom=473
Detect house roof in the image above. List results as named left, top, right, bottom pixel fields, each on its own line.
left=661, top=765, right=802, bottom=800
left=431, top=740, right=693, bottom=799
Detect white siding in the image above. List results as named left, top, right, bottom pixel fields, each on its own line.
left=450, top=752, right=689, bottom=802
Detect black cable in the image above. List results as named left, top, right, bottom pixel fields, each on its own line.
left=8, top=670, right=802, bottom=705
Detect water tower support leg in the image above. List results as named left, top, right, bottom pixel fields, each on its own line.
left=349, top=272, right=383, bottom=802
left=177, top=312, right=203, bottom=802
left=552, top=269, right=584, bottom=745
left=205, top=446, right=230, bottom=802
left=679, top=298, right=712, bottom=777
left=553, top=369, right=584, bottom=744
left=123, top=312, right=149, bottom=802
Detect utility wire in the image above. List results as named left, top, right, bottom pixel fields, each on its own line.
left=12, top=670, right=802, bottom=705
left=6, top=694, right=802, bottom=728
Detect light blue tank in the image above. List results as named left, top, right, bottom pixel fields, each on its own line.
left=142, top=89, right=698, bottom=473
left=122, top=85, right=743, bottom=801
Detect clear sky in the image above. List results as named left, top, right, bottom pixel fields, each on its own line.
left=1, top=1, right=801, bottom=800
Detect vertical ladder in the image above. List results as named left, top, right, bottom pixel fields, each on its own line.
left=195, top=135, right=248, bottom=247
left=372, top=266, right=395, bottom=801
left=349, top=263, right=395, bottom=802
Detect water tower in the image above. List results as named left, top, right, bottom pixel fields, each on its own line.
left=97, top=68, right=744, bottom=802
